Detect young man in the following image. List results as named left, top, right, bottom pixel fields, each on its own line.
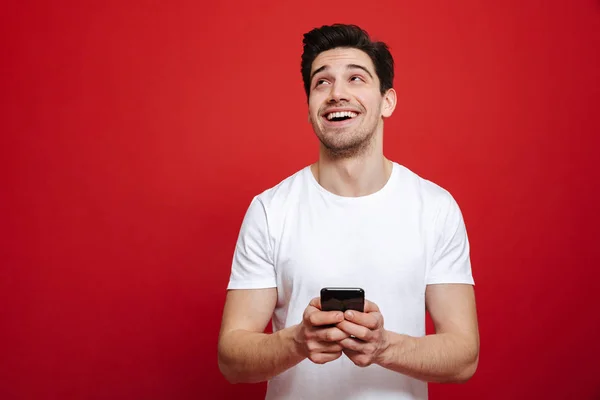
left=218, top=24, right=479, bottom=400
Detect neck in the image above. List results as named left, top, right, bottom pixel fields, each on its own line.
left=311, top=131, right=392, bottom=197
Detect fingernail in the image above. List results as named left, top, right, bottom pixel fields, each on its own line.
left=337, top=313, right=344, bottom=321
left=346, top=311, right=354, bottom=319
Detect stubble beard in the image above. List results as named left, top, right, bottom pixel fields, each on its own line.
left=313, top=120, right=377, bottom=160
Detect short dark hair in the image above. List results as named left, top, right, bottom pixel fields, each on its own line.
left=301, top=24, right=394, bottom=98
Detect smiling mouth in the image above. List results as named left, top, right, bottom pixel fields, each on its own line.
left=324, top=111, right=360, bottom=122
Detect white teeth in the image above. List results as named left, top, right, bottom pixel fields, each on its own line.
left=326, top=111, right=358, bottom=120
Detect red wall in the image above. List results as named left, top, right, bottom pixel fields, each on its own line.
left=2, top=1, right=599, bottom=399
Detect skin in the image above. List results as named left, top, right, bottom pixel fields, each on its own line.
left=218, top=47, right=479, bottom=384
left=307, top=47, right=397, bottom=198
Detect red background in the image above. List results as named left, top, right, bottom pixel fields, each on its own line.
left=2, top=1, right=600, bottom=399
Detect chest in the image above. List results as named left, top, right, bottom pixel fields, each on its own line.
left=274, top=204, right=428, bottom=297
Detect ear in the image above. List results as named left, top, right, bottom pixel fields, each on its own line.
left=381, top=88, right=397, bottom=118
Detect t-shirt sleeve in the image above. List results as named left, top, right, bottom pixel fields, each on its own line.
left=426, top=192, right=475, bottom=285
left=227, top=196, right=277, bottom=290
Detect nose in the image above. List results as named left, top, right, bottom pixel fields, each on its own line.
left=327, top=80, right=350, bottom=103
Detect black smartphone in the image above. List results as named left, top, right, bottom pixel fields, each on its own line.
left=320, top=287, right=365, bottom=312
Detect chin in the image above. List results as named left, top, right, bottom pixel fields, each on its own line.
left=320, top=138, right=370, bottom=158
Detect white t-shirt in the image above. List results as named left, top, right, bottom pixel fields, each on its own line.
left=227, top=162, right=474, bottom=400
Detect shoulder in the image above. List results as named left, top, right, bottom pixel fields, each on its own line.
left=236, top=166, right=311, bottom=246
left=391, top=162, right=465, bottom=231
left=393, top=162, right=456, bottom=206
left=252, top=165, right=312, bottom=212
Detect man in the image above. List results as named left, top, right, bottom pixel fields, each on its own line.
left=217, top=24, right=479, bottom=400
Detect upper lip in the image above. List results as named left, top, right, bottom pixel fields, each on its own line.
left=321, top=108, right=361, bottom=117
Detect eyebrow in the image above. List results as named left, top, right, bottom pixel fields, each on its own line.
left=310, top=64, right=374, bottom=81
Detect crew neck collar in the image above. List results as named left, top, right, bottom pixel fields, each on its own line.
left=306, top=162, right=399, bottom=203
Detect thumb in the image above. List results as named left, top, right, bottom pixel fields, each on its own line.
left=364, top=299, right=380, bottom=313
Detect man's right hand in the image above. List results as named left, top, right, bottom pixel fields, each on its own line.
left=293, top=297, right=350, bottom=364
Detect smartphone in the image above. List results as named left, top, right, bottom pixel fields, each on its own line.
left=320, top=287, right=365, bottom=312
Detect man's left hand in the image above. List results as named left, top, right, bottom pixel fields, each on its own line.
left=337, top=299, right=389, bottom=367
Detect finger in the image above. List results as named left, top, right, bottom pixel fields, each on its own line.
left=343, top=310, right=381, bottom=330
left=308, top=297, right=322, bottom=310
left=336, top=320, right=372, bottom=341
left=308, top=351, right=342, bottom=365
left=308, top=310, right=344, bottom=327
left=314, top=327, right=350, bottom=342
left=363, top=299, right=380, bottom=313
left=342, top=349, right=372, bottom=368
left=339, top=337, right=363, bottom=351
left=307, top=341, right=343, bottom=353
left=303, top=298, right=322, bottom=318
left=343, top=348, right=357, bottom=356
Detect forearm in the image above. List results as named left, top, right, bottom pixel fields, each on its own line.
left=218, top=324, right=305, bottom=384
left=376, top=331, right=479, bottom=383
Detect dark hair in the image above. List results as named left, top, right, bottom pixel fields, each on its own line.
left=301, top=24, right=394, bottom=98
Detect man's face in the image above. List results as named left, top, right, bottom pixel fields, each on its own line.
left=308, top=47, right=394, bottom=158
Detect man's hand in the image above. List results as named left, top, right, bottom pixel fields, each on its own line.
left=293, top=297, right=351, bottom=364
left=337, top=299, right=389, bottom=367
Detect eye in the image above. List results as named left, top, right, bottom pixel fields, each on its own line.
left=315, top=79, right=330, bottom=87
left=350, top=76, right=364, bottom=82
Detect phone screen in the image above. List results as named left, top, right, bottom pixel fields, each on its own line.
left=320, top=287, right=365, bottom=312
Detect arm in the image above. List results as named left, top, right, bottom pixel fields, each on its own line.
left=218, top=290, right=349, bottom=384
left=219, top=196, right=349, bottom=383
left=376, top=283, right=479, bottom=383
left=338, top=192, right=479, bottom=381
left=375, top=190, right=479, bottom=382
left=217, top=196, right=305, bottom=383
left=217, top=288, right=304, bottom=384
left=337, top=284, right=479, bottom=383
